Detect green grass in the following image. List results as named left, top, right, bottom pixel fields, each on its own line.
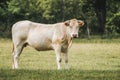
left=0, top=69, right=119, bottom=80
left=0, top=38, right=120, bottom=80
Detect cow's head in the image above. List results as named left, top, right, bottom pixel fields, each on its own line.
left=64, top=19, right=84, bottom=38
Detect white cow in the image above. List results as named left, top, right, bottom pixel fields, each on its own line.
left=12, top=19, right=84, bottom=69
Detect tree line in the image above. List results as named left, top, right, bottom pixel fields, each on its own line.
left=0, top=0, right=120, bottom=38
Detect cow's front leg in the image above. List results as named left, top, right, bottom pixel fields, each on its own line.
left=53, top=44, right=62, bottom=70
left=64, top=52, right=69, bottom=69
left=62, top=49, right=69, bottom=69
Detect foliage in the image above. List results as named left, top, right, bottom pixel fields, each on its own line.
left=7, top=0, right=43, bottom=22
left=107, top=11, right=120, bottom=34
left=106, top=0, right=120, bottom=34
left=0, top=0, right=120, bottom=38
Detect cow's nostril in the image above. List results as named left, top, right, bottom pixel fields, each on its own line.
left=72, top=34, right=77, bottom=38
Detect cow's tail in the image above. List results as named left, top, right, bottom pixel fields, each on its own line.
left=12, top=43, right=15, bottom=69
left=12, top=43, right=14, bottom=53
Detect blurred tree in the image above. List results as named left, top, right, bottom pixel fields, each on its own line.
left=0, top=0, right=10, bottom=37
left=106, top=0, right=120, bottom=34
left=0, top=0, right=120, bottom=38
left=94, top=0, right=106, bottom=35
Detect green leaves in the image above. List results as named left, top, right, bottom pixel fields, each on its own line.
left=0, top=0, right=120, bottom=38
left=107, top=11, right=120, bottom=33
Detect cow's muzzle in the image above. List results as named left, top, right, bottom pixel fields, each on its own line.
left=72, top=34, right=78, bottom=38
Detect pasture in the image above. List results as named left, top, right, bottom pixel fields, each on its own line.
left=0, top=38, right=120, bottom=80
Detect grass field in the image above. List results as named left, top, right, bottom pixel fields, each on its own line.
left=0, top=38, right=120, bottom=80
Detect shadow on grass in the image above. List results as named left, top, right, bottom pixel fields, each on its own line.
left=0, top=69, right=119, bottom=80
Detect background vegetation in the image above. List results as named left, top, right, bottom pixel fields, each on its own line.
left=0, top=0, right=120, bottom=38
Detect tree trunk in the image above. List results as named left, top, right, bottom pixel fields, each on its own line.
left=95, top=0, right=106, bottom=35
left=87, top=21, right=91, bottom=39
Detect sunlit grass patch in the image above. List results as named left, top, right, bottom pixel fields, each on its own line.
left=69, top=43, right=120, bottom=70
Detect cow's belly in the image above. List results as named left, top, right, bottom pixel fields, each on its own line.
left=27, top=38, right=53, bottom=51
left=34, top=44, right=53, bottom=51
left=35, top=47, right=53, bottom=51
left=30, top=43, right=53, bottom=51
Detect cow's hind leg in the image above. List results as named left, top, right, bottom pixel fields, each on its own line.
left=12, top=43, right=24, bottom=69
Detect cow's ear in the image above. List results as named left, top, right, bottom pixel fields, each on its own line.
left=78, top=20, right=84, bottom=26
left=64, top=20, right=70, bottom=26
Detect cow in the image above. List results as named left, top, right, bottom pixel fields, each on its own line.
left=12, top=19, right=84, bottom=70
